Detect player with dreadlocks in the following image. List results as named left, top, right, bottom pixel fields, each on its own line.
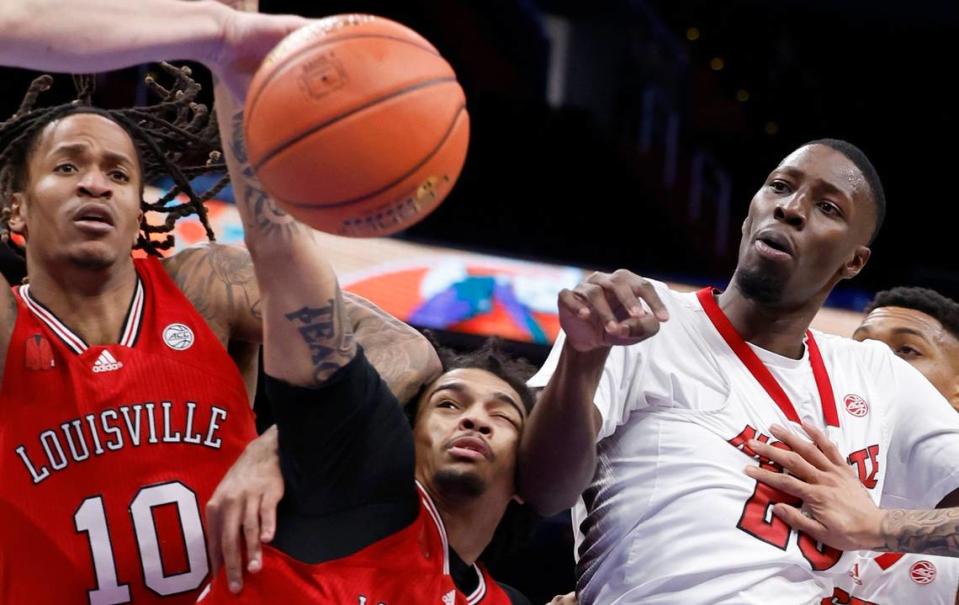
left=0, top=68, right=225, bottom=256
left=0, top=3, right=441, bottom=603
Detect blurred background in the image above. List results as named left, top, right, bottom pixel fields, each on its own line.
left=2, top=0, right=956, bottom=600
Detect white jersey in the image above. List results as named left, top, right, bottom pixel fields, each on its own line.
left=528, top=281, right=959, bottom=605
left=827, top=552, right=959, bottom=605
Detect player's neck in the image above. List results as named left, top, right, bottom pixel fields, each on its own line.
left=716, top=283, right=825, bottom=360
left=426, top=483, right=511, bottom=566
left=25, top=258, right=139, bottom=346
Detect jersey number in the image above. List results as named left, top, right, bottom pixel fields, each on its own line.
left=74, top=481, right=209, bottom=604
left=731, top=428, right=842, bottom=571
left=738, top=443, right=842, bottom=570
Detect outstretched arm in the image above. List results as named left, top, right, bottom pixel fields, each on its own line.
left=0, top=0, right=305, bottom=99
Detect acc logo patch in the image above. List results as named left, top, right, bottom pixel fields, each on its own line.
left=162, top=323, right=195, bottom=351
left=843, top=394, right=869, bottom=418
left=910, top=560, right=937, bottom=584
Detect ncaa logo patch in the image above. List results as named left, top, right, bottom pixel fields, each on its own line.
left=910, top=560, right=937, bottom=584
left=843, top=394, right=869, bottom=417
left=163, top=323, right=195, bottom=351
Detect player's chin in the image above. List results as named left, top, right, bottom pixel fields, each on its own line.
left=433, top=466, right=487, bottom=499
left=66, top=242, right=125, bottom=270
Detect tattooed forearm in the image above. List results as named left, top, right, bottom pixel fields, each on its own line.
left=343, top=292, right=441, bottom=403
left=880, top=508, right=959, bottom=557
left=285, top=287, right=356, bottom=385
left=226, top=110, right=302, bottom=240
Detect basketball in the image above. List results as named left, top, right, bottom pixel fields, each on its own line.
left=243, top=14, right=470, bottom=237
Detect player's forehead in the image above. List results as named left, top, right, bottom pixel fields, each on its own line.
left=773, top=144, right=867, bottom=202
left=854, top=306, right=946, bottom=342
left=33, top=113, right=137, bottom=165
left=426, top=368, right=525, bottom=417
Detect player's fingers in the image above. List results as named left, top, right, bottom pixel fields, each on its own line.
left=259, top=491, right=280, bottom=544
left=243, top=496, right=262, bottom=574
left=559, top=288, right=591, bottom=319
left=205, top=498, right=224, bottom=573
left=603, top=315, right=661, bottom=346
left=627, top=273, right=669, bottom=322
left=744, top=465, right=810, bottom=500
left=606, top=273, right=644, bottom=318
left=767, top=424, right=833, bottom=473
left=219, top=498, right=245, bottom=593
left=772, top=503, right=828, bottom=537
left=800, top=420, right=848, bottom=468
left=575, top=282, right=618, bottom=330
left=750, top=435, right=821, bottom=481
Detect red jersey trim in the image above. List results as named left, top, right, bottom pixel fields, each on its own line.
left=874, top=552, right=907, bottom=571
left=696, top=288, right=840, bottom=427
left=17, top=272, right=145, bottom=353
left=417, top=481, right=451, bottom=575
left=416, top=481, right=490, bottom=603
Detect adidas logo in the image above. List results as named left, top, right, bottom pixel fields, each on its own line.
left=92, top=350, right=123, bottom=373
left=442, top=590, right=455, bottom=605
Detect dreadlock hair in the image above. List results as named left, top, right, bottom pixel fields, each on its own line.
left=0, top=63, right=228, bottom=256
left=866, top=286, right=959, bottom=341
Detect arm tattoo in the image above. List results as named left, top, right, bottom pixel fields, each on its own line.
left=881, top=508, right=959, bottom=556
left=165, top=245, right=261, bottom=341
left=228, top=111, right=302, bottom=240
left=285, top=286, right=355, bottom=385
left=343, top=292, right=441, bottom=403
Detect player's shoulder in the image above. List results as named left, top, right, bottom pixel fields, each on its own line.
left=160, top=241, right=250, bottom=276
left=811, top=329, right=895, bottom=369
left=641, top=278, right=703, bottom=318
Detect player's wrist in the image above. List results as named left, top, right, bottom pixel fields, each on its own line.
left=871, top=508, right=899, bottom=551
left=195, top=1, right=238, bottom=74
left=561, top=338, right=611, bottom=364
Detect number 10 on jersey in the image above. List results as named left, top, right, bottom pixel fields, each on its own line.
left=74, top=481, right=209, bottom=604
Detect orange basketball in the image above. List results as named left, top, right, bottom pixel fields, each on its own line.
left=243, top=15, right=470, bottom=237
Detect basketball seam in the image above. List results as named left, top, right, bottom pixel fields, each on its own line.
left=279, top=104, right=467, bottom=210
left=247, top=33, right=443, bottom=124
left=252, top=76, right=457, bottom=172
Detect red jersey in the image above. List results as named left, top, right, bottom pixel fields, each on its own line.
left=0, top=256, right=256, bottom=605
left=198, top=484, right=512, bottom=605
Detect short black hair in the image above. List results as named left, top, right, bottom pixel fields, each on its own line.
left=865, top=286, right=959, bottom=341
left=805, top=138, right=885, bottom=243
left=407, top=335, right=536, bottom=423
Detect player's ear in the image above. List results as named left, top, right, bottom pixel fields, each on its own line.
left=9, top=193, right=27, bottom=237
left=840, top=245, right=871, bottom=280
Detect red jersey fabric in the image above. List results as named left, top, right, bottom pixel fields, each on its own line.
left=0, top=256, right=256, bottom=604
left=198, top=484, right=512, bottom=605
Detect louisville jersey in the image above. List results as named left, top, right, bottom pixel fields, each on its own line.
left=0, top=256, right=256, bottom=604
left=198, top=484, right=512, bottom=605
left=825, top=552, right=959, bottom=605
left=530, top=281, right=959, bottom=604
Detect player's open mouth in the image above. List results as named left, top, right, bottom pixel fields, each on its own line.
left=73, top=204, right=116, bottom=233
left=754, top=230, right=794, bottom=261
